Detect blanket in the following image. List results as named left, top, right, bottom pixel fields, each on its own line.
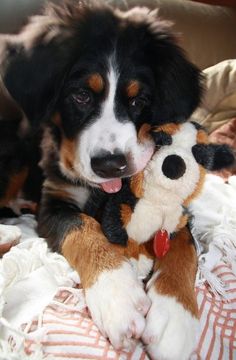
left=0, top=174, right=235, bottom=360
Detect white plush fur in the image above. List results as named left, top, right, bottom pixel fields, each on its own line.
left=85, top=261, right=151, bottom=350
left=126, top=123, right=201, bottom=243
left=143, top=287, right=199, bottom=360
left=0, top=224, right=21, bottom=245
left=130, top=254, right=154, bottom=280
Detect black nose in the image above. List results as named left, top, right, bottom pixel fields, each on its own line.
left=91, top=153, right=127, bottom=178
left=162, top=154, right=186, bottom=179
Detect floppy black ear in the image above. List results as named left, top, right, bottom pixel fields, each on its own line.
left=0, top=4, right=80, bottom=124
left=2, top=42, right=74, bottom=124
left=192, top=144, right=235, bottom=171
left=143, top=18, right=203, bottom=124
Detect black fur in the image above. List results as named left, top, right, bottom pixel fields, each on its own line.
left=0, top=119, right=28, bottom=199
left=101, top=180, right=138, bottom=246
left=151, top=130, right=173, bottom=147
left=38, top=195, right=83, bottom=251
left=192, top=143, right=235, bottom=171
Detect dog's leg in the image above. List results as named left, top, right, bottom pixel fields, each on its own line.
left=142, top=227, right=199, bottom=360
left=38, top=198, right=150, bottom=350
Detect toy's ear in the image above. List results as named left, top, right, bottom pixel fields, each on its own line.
left=150, top=130, right=172, bottom=146
left=192, top=144, right=235, bottom=171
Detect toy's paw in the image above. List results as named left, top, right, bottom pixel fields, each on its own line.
left=0, top=224, right=21, bottom=254
left=142, top=288, right=199, bottom=360
left=85, top=261, right=151, bottom=350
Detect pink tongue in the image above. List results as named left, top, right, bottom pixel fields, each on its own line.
left=101, top=179, right=122, bottom=193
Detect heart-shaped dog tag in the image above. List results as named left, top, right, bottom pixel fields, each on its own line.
left=153, top=229, right=170, bottom=258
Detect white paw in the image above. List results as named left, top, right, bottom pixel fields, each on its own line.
left=142, top=288, right=199, bottom=360
left=0, top=224, right=21, bottom=245
left=85, top=261, right=151, bottom=350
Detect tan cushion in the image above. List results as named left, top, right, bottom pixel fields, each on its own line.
left=192, top=59, right=236, bottom=132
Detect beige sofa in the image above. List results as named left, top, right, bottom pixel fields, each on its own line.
left=1, top=0, right=236, bottom=70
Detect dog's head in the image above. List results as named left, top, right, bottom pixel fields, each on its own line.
left=1, top=1, right=202, bottom=192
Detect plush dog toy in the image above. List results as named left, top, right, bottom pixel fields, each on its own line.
left=101, top=121, right=234, bottom=263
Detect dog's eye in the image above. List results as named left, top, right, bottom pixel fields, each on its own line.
left=73, top=90, right=91, bottom=105
left=130, top=96, right=148, bottom=111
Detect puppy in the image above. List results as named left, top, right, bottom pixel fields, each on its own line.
left=0, top=1, right=203, bottom=358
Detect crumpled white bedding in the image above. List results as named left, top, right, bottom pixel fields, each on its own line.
left=0, top=175, right=235, bottom=359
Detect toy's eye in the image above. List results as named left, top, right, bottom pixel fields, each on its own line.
left=73, top=90, right=91, bottom=105
left=130, top=96, right=148, bottom=111
left=162, top=155, right=186, bottom=179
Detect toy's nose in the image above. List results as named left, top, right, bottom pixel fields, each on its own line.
left=91, top=153, right=127, bottom=178
left=162, top=154, right=186, bottom=179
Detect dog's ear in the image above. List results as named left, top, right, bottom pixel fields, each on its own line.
left=192, top=144, right=235, bottom=171
left=141, top=12, right=203, bottom=124
left=2, top=42, right=73, bottom=124
left=0, top=3, right=79, bottom=124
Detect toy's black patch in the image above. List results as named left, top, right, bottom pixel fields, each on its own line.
left=151, top=131, right=172, bottom=147
left=192, top=143, right=235, bottom=171
left=101, top=180, right=138, bottom=246
left=162, top=154, right=186, bottom=179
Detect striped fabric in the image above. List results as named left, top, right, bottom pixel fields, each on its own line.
left=22, top=263, right=236, bottom=360
left=194, top=264, right=236, bottom=360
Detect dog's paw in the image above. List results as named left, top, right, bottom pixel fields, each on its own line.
left=142, top=288, right=199, bottom=360
left=85, top=261, right=151, bottom=350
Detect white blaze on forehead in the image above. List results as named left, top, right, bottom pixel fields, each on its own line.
left=87, top=64, right=137, bottom=155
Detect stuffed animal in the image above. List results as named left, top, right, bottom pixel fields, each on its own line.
left=101, top=121, right=234, bottom=266
left=84, top=121, right=234, bottom=360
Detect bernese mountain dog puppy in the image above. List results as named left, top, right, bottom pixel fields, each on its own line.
left=0, top=1, right=207, bottom=358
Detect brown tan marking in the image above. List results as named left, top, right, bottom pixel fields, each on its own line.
left=0, top=168, right=28, bottom=207
left=183, top=166, right=206, bottom=207
left=152, top=123, right=180, bottom=136
left=153, top=227, right=198, bottom=317
left=61, top=214, right=123, bottom=288
left=107, top=238, right=154, bottom=262
left=176, top=214, right=188, bottom=231
left=138, top=123, right=151, bottom=143
left=130, top=171, right=144, bottom=198
left=120, top=203, right=133, bottom=227
left=197, top=129, right=209, bottom=144
left=126, top=80, right=140, bottom=98
left=60, top=138, right=76, bottom=171
left=87, top=73, right=104, bottom=93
